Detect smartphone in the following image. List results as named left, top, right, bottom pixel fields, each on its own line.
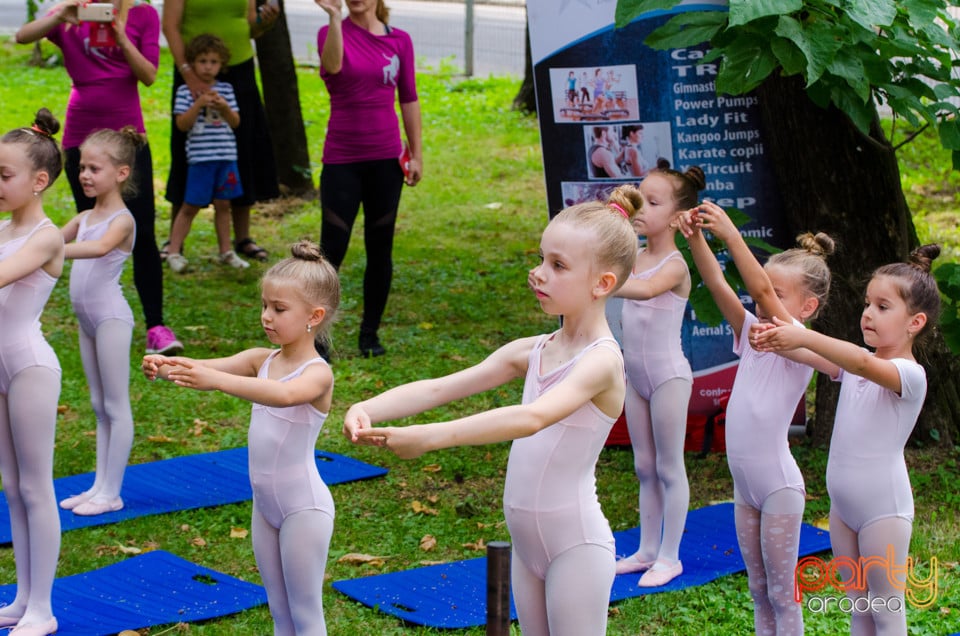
left=78, top=2, right=115, bottom=22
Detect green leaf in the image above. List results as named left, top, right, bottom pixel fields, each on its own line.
left=728, top=0, right=802, bottom=27
left=614, top=0, right=683, bottom=28
left=770, top=37, right=806, bottom=76
left=828, top=51, right=870, bottom=103
left=844, top=0, right=898, bottom=30
left=715, top=42, right=779, bottom=94
left=689, top=284, right=725, bottom=327
left=742, top=235, right=782, bottom=256
left=939, top=119, right=960, bottom=150
left=773, top=16, right=844, bottom=86
left=643, top=11, right=727, bottom=50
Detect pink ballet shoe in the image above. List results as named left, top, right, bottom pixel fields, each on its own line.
left=71, top=497, right=123, bottom=516
left=10, top=616, right=57, bottom=636
left=59, top=491, right=94, bottom=510
left=614, top=554, right=656, bottom=575
left=637, top=559, right=683, bottom=588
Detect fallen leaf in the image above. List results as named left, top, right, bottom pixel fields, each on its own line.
left=484, top=202, right=503, bottom=209
left=191, top=536, right=206, bottom=547
left=230, top=527, right=249, bottom=539
left=338, top=553, right=388, bottom=567
left=118, top=631, right=141, bottom=636
left=147, top=435, right=177, bottom=443
left=813, top=517, right=830, bottom=531
left=411, top=500, right=438, bottom=516
left=419, top=560, right=446, bottom=566
left=117, top=543, right=142, bottom=555
left=419, top=322, right=434, bottom=330
left=426, top=494, right=439, bottom=503
left=420, top=534, right=437, bottom=551
left=421, top=464, right=442, bottom=473
left=57, top=405, right=68, bottom=414
left=83, top=430, right=96, bottom=437
left=462, top=538, right=486, bottom=551
left=180, top=524, right=191, bottom=532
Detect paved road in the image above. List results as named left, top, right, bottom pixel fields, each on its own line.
left=0, top=0, right=526, bottom=76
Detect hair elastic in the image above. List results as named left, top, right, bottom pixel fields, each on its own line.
left=609, top=203, right=628, bottom=219
left=29, top=124, right=52, bottom=138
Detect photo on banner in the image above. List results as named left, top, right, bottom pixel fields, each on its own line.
left=526, top=0, right=799, bottom=417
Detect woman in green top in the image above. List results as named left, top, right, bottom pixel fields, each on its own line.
left=162, top=0, right=280, bottom=263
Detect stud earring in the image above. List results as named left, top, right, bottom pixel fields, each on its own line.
left=306, top=324, right=312, bottom=333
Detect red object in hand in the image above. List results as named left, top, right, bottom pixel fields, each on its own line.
left=399, top=141, right=411, bottom=180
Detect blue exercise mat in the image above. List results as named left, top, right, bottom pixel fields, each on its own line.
left=0, top=550, right=266, bottom=635
left=332, top=502, right=832, bottom=628
left=0, top=448, right=387, bottom=544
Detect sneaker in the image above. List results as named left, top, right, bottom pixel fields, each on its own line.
left=167, top=252, right=189, bottom=273
left=219, top=250, right=250, bottom=269
left=146, top=325, right=184, bottom=355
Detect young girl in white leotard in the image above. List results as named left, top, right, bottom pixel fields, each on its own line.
left=681, top=201, right=839, bottom=635
left=58, top=128, right=140, bottom=517
left=142, top=240, right=340, bottom=636
left=754, top=245, right=941, bottom=636
left=609, top=164, right=702, bottom=588
left=344, top=202, right=637, bottom=636
left=0, top=109, right=66, bottom=636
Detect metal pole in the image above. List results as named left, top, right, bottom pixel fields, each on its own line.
left=465, top=0, right=475, bottom=77
left=485, top=541, right=511, bottom=635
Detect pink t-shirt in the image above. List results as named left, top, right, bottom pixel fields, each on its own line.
left=317, top=18, right=418, bottom=164
left=46, top=3, right=159, bottom=149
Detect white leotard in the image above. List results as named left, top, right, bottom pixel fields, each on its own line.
left=826, top=357, right=926, bottom=531
left=502, top=333, right=620, bottom=579
left=725, top=312, right=811, bottom=509
left=68, top=209, right=135, bottom=336
left=0, top=219, right=61, bottom=393
left=621, top=250, right=692, bottom=399
left=248, top=351, right=334, bottom=529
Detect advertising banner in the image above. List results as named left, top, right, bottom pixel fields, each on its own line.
left=527, top=0, right=795, bottom=415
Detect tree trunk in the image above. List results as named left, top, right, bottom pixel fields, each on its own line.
left=754, top=74, right=958, bottom=447
left=255, top=0, right=315, bottom=197
left=512, top=20, right=536, bottom=113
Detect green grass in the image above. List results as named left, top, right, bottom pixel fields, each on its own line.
left=1, top=37, right=959, bottom=635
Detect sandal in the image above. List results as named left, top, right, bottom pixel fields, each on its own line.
left=236, top=237, right=269, bottom=262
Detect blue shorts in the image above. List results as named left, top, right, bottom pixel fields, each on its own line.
left=184, top=160, right=243, bottom=207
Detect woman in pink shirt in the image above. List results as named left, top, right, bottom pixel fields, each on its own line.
left=315, top=0, right=423, bottom=358
left=16, top=0, right=183, bottom=356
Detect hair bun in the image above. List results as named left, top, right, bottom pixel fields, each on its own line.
left=796, top=232, right=835, bottom=258
left=32, top=108, right=60, bottom=137
left=656, top=158, right=671, bottom=171
left=684, top=166, right=706, bottom=192
left=290, top=239, right=324, bottom=262
left=909, top=244, right=940, bottom=273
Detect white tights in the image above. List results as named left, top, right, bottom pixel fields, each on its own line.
left=830, top=512, right=912, bottom=636
left=735, top=487, right=805, bottom=635
left=625, top=377, right=691, bottom=564
left=511, top=543, right=615, bottom=636
left=0, top=366, right=61, bottom=624
left=252, top=506, right=333, bottom=636
left=78, top=319, right=134, bottom=502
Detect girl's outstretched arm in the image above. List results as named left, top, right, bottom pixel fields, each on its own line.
left=142, top=349, right=269, bottom=382
left=354, top=344, right=624, bottom=459
left=0, top=225, right=63, bottom=286
left=167, top=357, right=332, bottom=408
left=695, top=201, right=792, bottom=325
left=614, top=257, right=688, bottom=301
left=752, top=318, right=903, bottom=392
left=344, top=336, right=537, bottom=442
left=681, top=210, right=747, bottom=335
left=64, top=214, right=135, bottom=259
